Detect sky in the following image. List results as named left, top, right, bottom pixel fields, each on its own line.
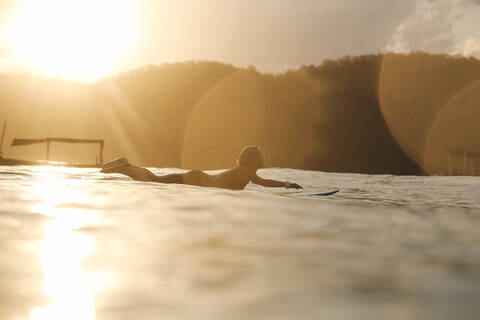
left=0, top=0, right=479, bottom=82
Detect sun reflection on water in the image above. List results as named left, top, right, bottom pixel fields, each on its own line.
left=28, top=171, right=112, bottom=320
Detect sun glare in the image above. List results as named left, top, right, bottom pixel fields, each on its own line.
left=28, top=172, right=114, bottom=320
left=5, top=0, right=137, bottom=82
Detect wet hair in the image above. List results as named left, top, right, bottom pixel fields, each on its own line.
left=237, top=145, right=262, bottom=167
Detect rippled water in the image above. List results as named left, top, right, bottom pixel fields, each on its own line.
left=1, top=165, right=479, bottom=320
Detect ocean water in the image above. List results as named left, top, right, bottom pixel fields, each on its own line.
left=0, top=165, right=479, bottom=320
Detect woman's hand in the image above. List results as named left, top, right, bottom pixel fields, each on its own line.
left=286, top=181, right=303, bottom=189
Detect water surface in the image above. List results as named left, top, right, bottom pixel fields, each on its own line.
left=1, top=166, right=479, bottom=320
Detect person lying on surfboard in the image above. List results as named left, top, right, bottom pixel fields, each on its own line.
left=101, top=145, right=302, bottom=191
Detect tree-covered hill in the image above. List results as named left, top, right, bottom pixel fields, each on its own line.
left=1, top=52, right=479, bottom=174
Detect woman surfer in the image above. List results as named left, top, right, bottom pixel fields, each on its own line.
left=101, top=145, right=302, bottom=191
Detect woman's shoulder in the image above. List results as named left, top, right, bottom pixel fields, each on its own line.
left=225, top=165, right=255, bottom=177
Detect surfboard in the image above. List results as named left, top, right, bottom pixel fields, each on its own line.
left=285, top=189, right=339, bottom=196
left=310, top=189, right=339, bottom=196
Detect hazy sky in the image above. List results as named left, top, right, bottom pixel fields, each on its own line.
left=0, top=0, right=479, bottom=82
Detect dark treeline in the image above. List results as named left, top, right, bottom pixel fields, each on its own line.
left=1, top=52, right=479, bottom=174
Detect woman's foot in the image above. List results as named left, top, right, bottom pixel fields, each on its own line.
left=101, top=158, right=129, bottom=173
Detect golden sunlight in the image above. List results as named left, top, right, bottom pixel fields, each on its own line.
left=5, top=0, right=137, bottom=82
left=29, top=173, right=114, bottom=320
left=30, top=219, right=96, bottom=320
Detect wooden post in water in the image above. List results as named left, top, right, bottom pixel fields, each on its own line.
left=0, top=121, right=6, bottom=158
left=464, top=152, right=467, bottom=175
left=99, top=141, right=104, bottom=165
left=448, top=154, right=452, bottom=176
left=46, top=139, right=50, bottom=162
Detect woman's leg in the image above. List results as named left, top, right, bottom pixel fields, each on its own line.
left=154, top=170, right=212, bottom=186
left=101, top=159, right=157, bottom=182
left=102, top=159, right=212, bottom=186
left=154, top=173, right=184, bottom=184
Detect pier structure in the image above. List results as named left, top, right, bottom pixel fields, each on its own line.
left=11, top=137, right=105, bottom=165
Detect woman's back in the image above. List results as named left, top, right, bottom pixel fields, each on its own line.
left=212, top=166, right=252, bottom=190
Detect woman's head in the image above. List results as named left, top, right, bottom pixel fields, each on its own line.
left=237, top=145, right=263, bottom=169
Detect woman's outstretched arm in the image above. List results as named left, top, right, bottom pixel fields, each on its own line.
left=250, top=174, right=302, bottom=189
